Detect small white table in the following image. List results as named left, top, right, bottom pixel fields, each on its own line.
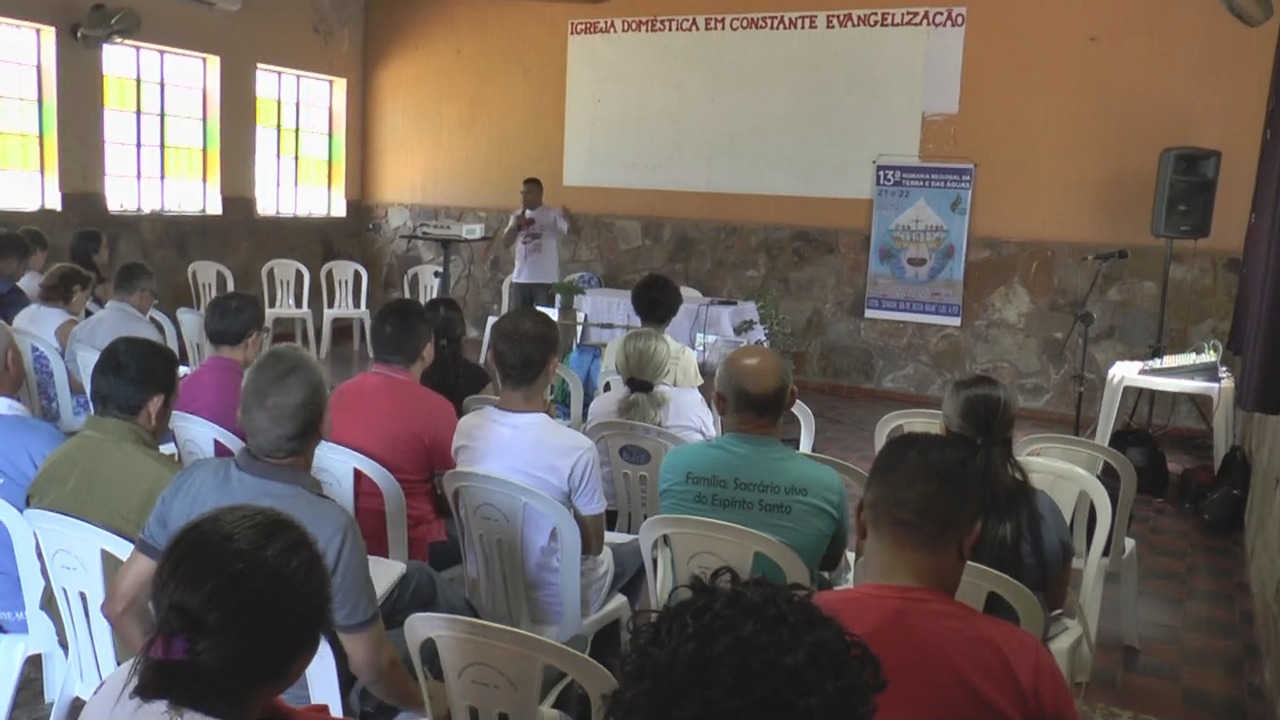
left=1093, top=361, right=1236, bottom=469
left=574, top=288, right=767, bottom=349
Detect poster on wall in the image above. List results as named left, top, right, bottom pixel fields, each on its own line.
left=864, top=161, right=973, bottom=327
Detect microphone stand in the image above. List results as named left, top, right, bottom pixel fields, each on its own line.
left=1059, top=258, right=1112, bottom=437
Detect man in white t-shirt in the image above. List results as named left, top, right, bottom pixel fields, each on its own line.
left=500, top=177, right=571, bottom=310
left=453, top=308, right=643, bottom=626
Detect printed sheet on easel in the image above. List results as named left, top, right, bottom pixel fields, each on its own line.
left=864, top=162, right=974, bottom=326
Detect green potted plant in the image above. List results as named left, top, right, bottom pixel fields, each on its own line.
left=735, top=289, right=797, bottom=355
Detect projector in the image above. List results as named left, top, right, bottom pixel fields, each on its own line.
left=415, top=220, right=486, bottom=240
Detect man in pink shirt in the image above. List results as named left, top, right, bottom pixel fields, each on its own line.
left=174, top=292, right=266, bottom=442
left=328, top=299, right=459, bottom=570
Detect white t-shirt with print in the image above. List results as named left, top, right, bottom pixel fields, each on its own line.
left=508, top=206, right=568, bottom=284
left=452, top=406, right=612, bottom=626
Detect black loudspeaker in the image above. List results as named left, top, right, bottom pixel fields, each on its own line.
left=1151, top=147, right=1222, bottom=239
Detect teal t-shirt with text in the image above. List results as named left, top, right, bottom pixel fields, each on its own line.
left=658, top=433, right=849, bottom=576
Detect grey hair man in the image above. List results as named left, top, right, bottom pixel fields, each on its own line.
left=105, top=344, right=475, bottom=717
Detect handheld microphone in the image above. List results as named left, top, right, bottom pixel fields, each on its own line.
left=1081, top=249, right=1130, bottom=262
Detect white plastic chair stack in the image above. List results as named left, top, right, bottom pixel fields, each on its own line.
left=169, top=411, right=244, bottom=467
left=25, top=509, right=134, bottom=720
left=310, top=440, right=409, bottom=562
left=404, top=614, right=617, bottom=720
left=637, top=515, right=811, bottom=609
left=147, top=307, right=180, bottom=355
left=186, top=260, right=233, bottom=312
left=0, top=503, right=66, bottom=715
left=262, top=259, right=317, bottom=355
left=872, top=408, right=944, bottom=453
left=319, top=260, right=373, bottom=360
left=555, top=363, right=585, bottom=430
left=14, top=329, right=81, bottom=434
left=462, top=394, right=500, bottom=415
left=175, top=308, right=207, bottom=369
left=584, top=420, right=687, bottom=534
left=404, top=263, right=444, bottom=303
left=1015, top=433, right=1140, bottom=650
left=801, top=452, right=868, bottom=494
left=955, top=561, right=1046, bottom=639
left=500, top=274, right=514, bottom=316
left=790, top=399, right=816, bottom=453
left=442, top=470, right=631, bottom=647
left=1021, top=456, right=1113, bottom=685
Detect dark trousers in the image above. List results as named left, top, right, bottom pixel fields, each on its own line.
left=511, top=282, right=554, bottom=311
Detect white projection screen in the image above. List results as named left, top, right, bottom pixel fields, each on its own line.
left=564, top=8, right=967, bottom=199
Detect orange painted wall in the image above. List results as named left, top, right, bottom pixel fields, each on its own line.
left=364, top=0, right=1278, bottom=249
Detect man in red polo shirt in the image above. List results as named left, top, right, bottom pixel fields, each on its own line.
left=815, top=433, right=1078, bottom=720
left=328, top=299, right=460, bottom=570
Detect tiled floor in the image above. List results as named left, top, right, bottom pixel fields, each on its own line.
left=787, top=391, right=1270, bottom=720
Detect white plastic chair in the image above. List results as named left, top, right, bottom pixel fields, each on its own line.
left=955, top=561, right=1046, bottom=639
left=404, top=263, right=444, bottom=303
left=478, top=315, right=499, bottom=365
left=584, top=420, right=688, bottom=534
left=405, top=613, right=617, bottom=720
left=556, top=363, right=585, bottom=430
left=25, top=509, right=134, bottom=720
left=319, top=260, right=373, bottom=359
left=442, top=470, right=631, bottom=647
left=186, top=260, right=233, bottom=312
left=0, top=503, right=66, bottom=710
left=169, top=411, right=244, bottom=467
left=790, top=398, right=816, bottom=453
left=500, top=273, right=514, bottom=315
left=637, top=515, right=811, bottom=609
left=462, top=394, right=500, bottom=415
left=873, top=408, right=944, bottom=452
left=262, top=259, right=317, bottom=355
left=175, top=307, right=207, bottom=369
left=14, top=329, right=81, bottom=434
left=597, top=370, right=621, bottom=394
left=1015, top=433, right=1140, bottom=650
left=302, top=637, right=345, bottom=716
left=801, top=452, right=868, bottom=494
left=147, top=307, right=180, bottom=355
left=311, top=440, right=409, bottom=562
left=1021, top=456, right=1113, bottom=684
left=679, top=286, right=704, bottom=299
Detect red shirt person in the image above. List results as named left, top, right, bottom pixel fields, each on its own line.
left=328, top=299, right=460, bottom=569
left=815, top=433, right=1078, bottom=720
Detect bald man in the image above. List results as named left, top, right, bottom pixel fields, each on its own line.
left=657, top=346, right=849, bottom=579
left=0, top=323, right=66, bottom=634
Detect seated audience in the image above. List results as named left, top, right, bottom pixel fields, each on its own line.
left=658, top=345, right=847, bottom=578
left=174, top=291, right=267, bottom=440
left=0, top=323, right=65, bottom=635
left=815, top=433, right=1078, bottom=720
left=65, top=261, right=163, bottom=384
left=105, top=345, right=474, bottom=717
left=28, top=336, right=181, bottom=540
left=14, top=263, right=95, bottom=354
left=329, top=299, right=460, bottom=569
left=608, top=567, right=884, bottom=720
left=601, top=273, right=702, bottom=388
left=82, top=505, right=342, bottom=720
left=453, top=309, right=644, bottom=624
left=15, top=226, right=48, bottom=299
left=420, top=297, right=492, bottom=416
left=70, top=227, right=111, bottom=311
left=0, top=231, right=32, bottom=324
left=942, top=374, right=1073, bottom=625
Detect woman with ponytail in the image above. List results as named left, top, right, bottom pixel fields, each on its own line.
left=81, top=505, right=340, bottom=720
left=941, top=374, right=1073, bottom=627
left=420, top=297, right=492, bottom=416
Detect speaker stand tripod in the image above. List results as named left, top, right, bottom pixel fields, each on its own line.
left=1060, top=258, right=1112, bottom=437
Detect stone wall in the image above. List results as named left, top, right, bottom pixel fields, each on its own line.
left=367, top=203, right=1240, bottom=426
left=1, top=194, right=369, bottom=314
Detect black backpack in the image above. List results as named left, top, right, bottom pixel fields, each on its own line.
left=1200, top=445, right=1251, bottom=534
left=1107, top=429, right=1170, bottom=498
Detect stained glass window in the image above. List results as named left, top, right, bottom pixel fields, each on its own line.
left=102, top=42, right=221, bottom=214
left=255, top=66, right=346, bottom=217
left=0, top=18, right=59, bottom=211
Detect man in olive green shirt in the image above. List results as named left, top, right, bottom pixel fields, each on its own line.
left=28, top=336, right=181, bottom=540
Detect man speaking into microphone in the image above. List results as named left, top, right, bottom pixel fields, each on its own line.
left=500, top=177, right=572, bottom=310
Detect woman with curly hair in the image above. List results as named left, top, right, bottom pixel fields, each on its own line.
left=607, top=567, right=884, bottom=720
